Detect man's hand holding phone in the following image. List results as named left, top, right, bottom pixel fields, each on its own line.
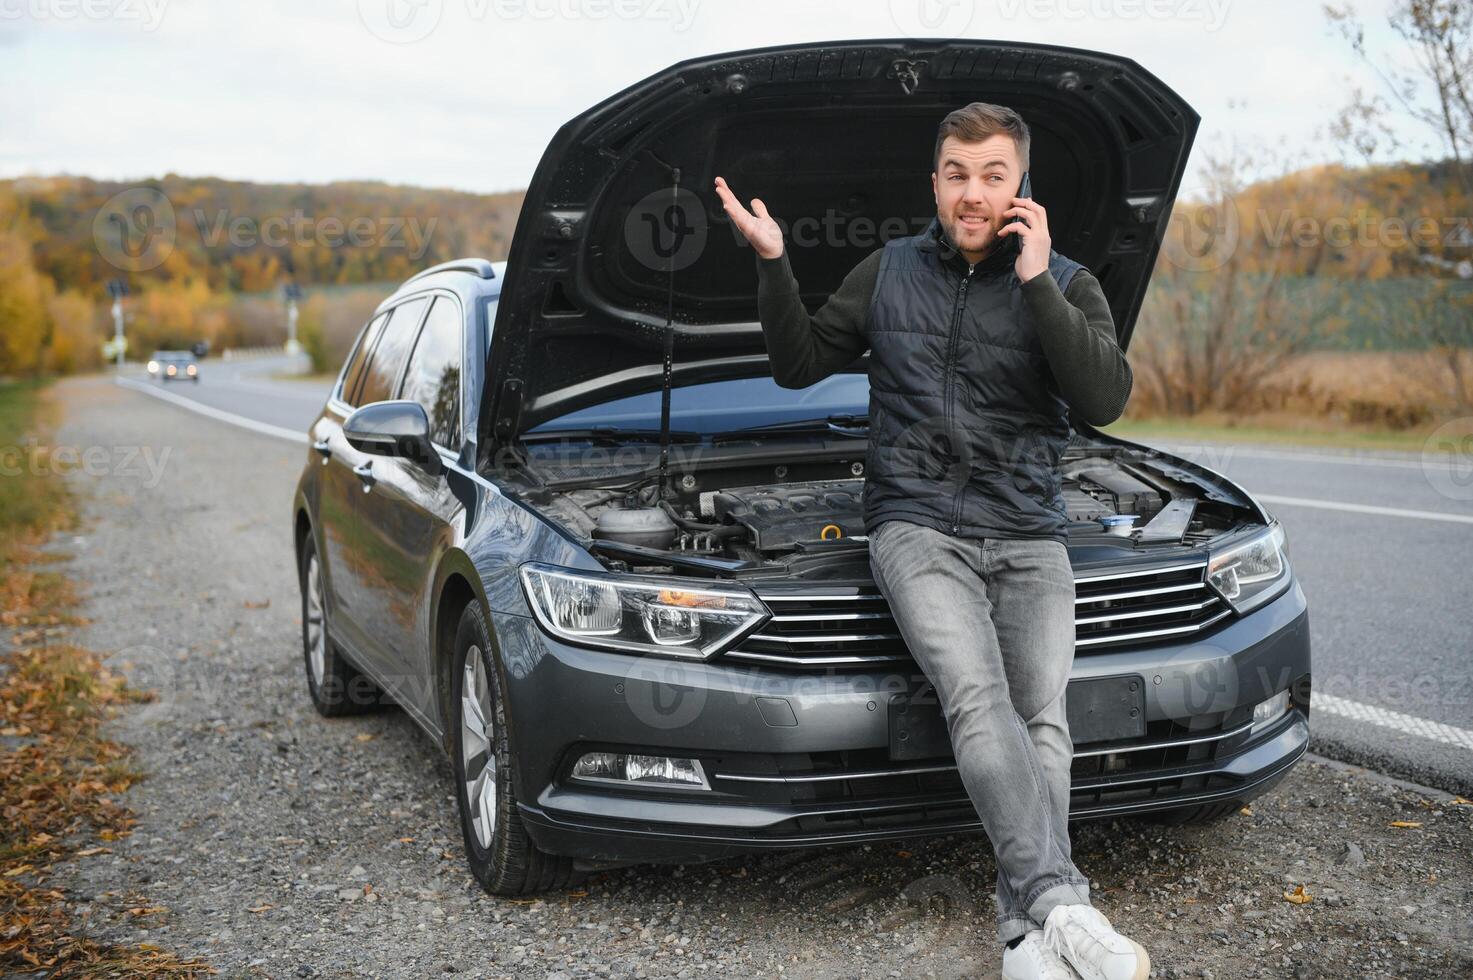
left=997, top=172, right=1051, bottom=284
left=714, top=176, right=785, bottom=260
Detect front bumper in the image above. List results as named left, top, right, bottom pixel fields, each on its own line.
left=500, top=578, right=1311, bottom=865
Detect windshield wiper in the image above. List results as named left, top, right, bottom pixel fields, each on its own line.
left=710, top=414, right=869, bottom=444
left=519, top=426, right=702, bottom=445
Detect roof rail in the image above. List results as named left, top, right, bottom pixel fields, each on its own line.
left=404, top=258, right=498, bottom=285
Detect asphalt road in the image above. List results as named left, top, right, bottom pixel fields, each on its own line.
left=45, top=373, right=1473, bottom=978
left=111, top=355, right=1473, bottom=797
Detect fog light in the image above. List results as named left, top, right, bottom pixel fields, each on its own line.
left=1251, top=690, right=1290, bottom=734
left=571, top=751, right=709, bottom=790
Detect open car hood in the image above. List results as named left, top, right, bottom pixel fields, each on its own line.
left=480, top=38, right=1199, bottom=454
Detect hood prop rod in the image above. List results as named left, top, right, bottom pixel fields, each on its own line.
left=655, top=164, right=682, bottom=503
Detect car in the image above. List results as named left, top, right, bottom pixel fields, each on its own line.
left=292, top=39, right=1311, bottom=896
left=147, top=350, right=199, bottom=382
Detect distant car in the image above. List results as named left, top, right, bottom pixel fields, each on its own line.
left=147, top=351, right=199, bottom=383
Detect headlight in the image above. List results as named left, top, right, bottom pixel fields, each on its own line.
left=147, top=360, right=159, bottom=373
left=1207, top=523, right=1289, bottom=614
left=519, top=562, right=769, bottom=660
left=186, top=364, right=197, bottom=375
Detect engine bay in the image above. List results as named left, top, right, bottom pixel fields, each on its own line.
left=502, top=436, right=1260, bottom=580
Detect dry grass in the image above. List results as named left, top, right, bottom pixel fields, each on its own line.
left=1120, top=348, right=1473, bottom=448
left=0, top=380, right=213, bottom=977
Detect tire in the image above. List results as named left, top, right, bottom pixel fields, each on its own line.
left=298, top=535, right=379, bottom=717
left=449, top=600, right=579, bottom=895
left=1142, top=800, right=1242, bottom=826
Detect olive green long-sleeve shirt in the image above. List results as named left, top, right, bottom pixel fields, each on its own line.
left=754, top=247, right=1132, bottom=426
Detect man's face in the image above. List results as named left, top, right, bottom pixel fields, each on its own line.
left=931, top=133, right=1025, bottom=264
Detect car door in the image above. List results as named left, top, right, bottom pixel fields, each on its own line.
left=351, top=293, right=468, bottom=720
left=327, top=294, right=431, bottom=674
left=312, top=310, right=388, bottom=647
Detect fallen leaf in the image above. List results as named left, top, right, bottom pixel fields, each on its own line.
left=76, top=847, right=111, bottom=857
left=244, top=598, right=271, bottom=609
left=1451, top=797, right=1472, bottom=806
left=895, top=850, right=912, bottom=858
left=1239, top=806, right=1252, bottom=816
left=248, top=904, right=273, bottom=914
left=4, top=864, right=35, bottom=877
left=1283, top=885, right=1312, bottom=905
left=354, top=733, right=375, bottom=742
left=397, top=837, right=416, bottom=844
left=1389, top=821, right=1422, bottom=829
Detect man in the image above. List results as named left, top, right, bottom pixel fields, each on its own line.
left=714, top=103, right=1151, bottom=980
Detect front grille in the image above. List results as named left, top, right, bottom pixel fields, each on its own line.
left=723, top=560, right=1232, bottom=669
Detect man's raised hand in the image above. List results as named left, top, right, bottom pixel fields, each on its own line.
left=713, top=176, right=785, bottom=260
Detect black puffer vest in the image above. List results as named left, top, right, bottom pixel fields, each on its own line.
left=862, top=216, right=1084, bottom=540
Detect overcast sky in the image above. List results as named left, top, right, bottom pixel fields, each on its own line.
left=0, top=0, right=1435, bottom=199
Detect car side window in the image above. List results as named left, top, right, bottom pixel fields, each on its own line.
left=339, top=312, right=388, bottom=407
left=398, top=296, right=463, bottom=449
left=355, top=296, right=430, bottom=407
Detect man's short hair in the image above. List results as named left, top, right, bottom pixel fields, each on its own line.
left=933, top=102, right=1031, bottom=172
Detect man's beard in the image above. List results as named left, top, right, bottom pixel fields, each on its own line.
left=939, top=209, right=999, bottom=258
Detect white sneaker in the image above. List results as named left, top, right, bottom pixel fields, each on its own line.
left=1041, top=903, right=1150, bottom=980
left=1001, top=928, right=1083, bottom=980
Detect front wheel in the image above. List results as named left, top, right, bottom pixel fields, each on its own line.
left=449, top=600, right=578, bottom=895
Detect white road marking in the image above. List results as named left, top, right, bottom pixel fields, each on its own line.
left=1256, top=493, right=1473, bottom=525
left=1315, top=694, right=1473, bottom=753
left=115, top=376, right=308, bottom=445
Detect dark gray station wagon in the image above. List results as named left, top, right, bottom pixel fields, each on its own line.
left=292, top=39, right=1311, bottom=895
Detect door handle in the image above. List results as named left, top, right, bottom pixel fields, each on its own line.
left=313, top=438, right=332, bottom=463
left=353, top=461, right=376, bottom=491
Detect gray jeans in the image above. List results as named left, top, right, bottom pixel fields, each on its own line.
left=867, top=519, right=1092, bottom=944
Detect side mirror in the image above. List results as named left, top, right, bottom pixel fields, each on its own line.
left=343, top=400, right=444, bottom=476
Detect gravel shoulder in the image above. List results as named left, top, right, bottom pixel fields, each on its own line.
left=41, top=375, right=1473, bottom=979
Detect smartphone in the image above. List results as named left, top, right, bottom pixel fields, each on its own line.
left=1004, top=171, right=1032, bottom=254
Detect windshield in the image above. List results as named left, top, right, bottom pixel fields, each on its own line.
left=524, top=372, right=870, bottom=436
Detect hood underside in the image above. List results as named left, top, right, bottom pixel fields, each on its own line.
left=482, top=38, right=1199, bottom=454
